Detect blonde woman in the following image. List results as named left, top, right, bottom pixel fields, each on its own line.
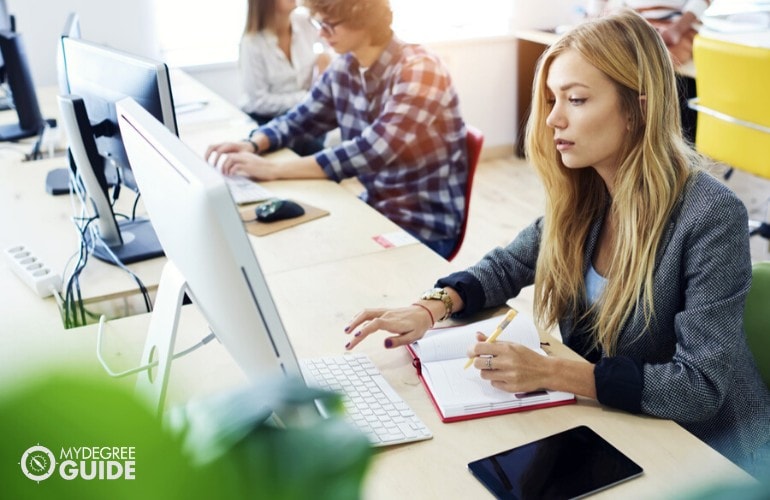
left=345, top=10, right=770, bottom=477
left=239, top=0, right=329, bottom=154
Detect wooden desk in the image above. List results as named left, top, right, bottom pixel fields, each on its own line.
left=0, top=71, right=408, bottom=323
left=0, top=156, right=167, bottom=315
left=514, top=29, right=696, bottom=157
left=0, top=156, right=409, bottom=313
left=55, top=243, right=753, bottom=499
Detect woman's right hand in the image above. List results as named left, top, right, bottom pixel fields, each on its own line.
left=344, top=305, right=436, bottom=351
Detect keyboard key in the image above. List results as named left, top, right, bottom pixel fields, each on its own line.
left=225, top=175, right=275, bottom=205
left=300, top=353, right=432, bottom=447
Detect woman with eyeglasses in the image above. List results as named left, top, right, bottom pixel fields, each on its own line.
left=239, top=0, right=330, bottom=155
left=207, top=0, right=469, bottom=259
left=344, top=10, right=770, bottom=477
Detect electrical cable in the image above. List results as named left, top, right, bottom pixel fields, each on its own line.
left=95, top=314, right=217, bottom=378
left=93, top=235, right=153, bottom=313
left=131, top=191, right=141, bottom=220
left=60, top=153, right=153, bottom=326
left=29, top=123, right=48, bottom=161
left=63, top=216, right=95, bottom=328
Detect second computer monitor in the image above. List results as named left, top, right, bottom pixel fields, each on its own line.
left=59, top=36, right=177, bottom=264
left=56, top=12, right=80, bottom=95
left=61, top=36, right=178, bottom=193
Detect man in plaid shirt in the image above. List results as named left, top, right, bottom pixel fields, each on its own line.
left=206, top=0, right=469, bottom=258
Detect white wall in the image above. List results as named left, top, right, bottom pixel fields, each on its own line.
left=8, top=0, right=579, bottom=152
left=187, top=36, right=519, bottom=151
left=6, top=0, right=160, bottom=89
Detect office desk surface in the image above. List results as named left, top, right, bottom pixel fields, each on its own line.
left=0, top=156, right=167, bottom=308
left=0, top=156, right=409, bottom=308
left=1, top=68, right=410, bottom=331
left=48, top=244, right=754, bottom=499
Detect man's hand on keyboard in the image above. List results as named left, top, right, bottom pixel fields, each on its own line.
left=230, top=152, right=277, bottom=179
left=205, top=140, right=254, bottom=167
left=208, top=149, right=280, bottom=181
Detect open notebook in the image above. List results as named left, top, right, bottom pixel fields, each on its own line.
left=407, top=311, right=575, bottom=422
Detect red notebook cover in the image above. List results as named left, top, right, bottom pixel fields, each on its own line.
left=406, top=344, right=576, bottom=423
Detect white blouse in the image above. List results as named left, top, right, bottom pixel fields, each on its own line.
left=239, top=7, right=323, bottom=117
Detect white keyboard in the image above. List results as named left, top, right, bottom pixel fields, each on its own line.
left=300, top=353, right=432, bottom=447
left=225, top=175, right=275, bottom=205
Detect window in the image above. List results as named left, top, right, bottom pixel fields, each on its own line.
left=391, top=0, right=514, bottom=43
left=153, top=0, right=245, bottom=68
left=154, top=0, right=515, bottom=68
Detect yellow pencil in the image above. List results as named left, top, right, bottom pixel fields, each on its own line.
left=463, top=308, right=518, bottom=369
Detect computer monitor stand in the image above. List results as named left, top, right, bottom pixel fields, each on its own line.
left=0, top=84, right=11, bottom=111
left=45, top=151, right=118, bottom=196
left=135, top=261, right=187, bottom=417
left=59, top=95, right=164, bottom=264
left=0, top=121, right=40, bottom=141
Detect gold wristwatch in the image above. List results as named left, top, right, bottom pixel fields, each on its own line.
left=420, top=287, right=453, bottom=321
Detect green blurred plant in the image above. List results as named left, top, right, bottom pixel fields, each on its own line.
left=0, top=371, right=371, bottom=500
left=170, top=376, right=373, bottom=500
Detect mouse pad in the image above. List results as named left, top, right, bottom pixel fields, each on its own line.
left=239, top=200, right=329, bottom=236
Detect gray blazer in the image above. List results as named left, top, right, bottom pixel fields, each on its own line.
left=459, top=171, right=770, bottom=472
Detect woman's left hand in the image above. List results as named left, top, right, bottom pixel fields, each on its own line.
left=468, top=332, right=554, bottom=393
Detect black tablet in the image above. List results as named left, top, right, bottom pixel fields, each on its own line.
left=468, top=425, right=643, bottom=499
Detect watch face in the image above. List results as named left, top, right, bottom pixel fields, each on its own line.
left=421, top=288, right=451, bottom=321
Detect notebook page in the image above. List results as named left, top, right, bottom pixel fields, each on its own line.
left=411, top=312, right=540, bottom=363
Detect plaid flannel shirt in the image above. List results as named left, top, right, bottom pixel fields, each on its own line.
left=257, top=37, right=468, bottom=243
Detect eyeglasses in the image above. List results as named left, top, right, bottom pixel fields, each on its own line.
left=309, top=17, right=343, bottom=35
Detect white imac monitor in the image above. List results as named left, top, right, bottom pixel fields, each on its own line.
left=116, top=97, right=302, bottom=414
left=59, top=37, right=177, bottom=264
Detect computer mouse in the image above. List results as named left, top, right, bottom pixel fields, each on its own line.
left=255, top=198, right=305, bottom=222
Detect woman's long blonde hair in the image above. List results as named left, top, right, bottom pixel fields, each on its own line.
left=526, top=10, right=695, bottom=355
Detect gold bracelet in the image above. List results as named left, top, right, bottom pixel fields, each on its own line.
left=419, top=288, right=453, bottom=321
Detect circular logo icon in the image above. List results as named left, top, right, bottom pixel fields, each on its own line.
left=20, top=445, right=56, bottom=482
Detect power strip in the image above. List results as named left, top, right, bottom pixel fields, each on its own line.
left=5, top=245, right=62, bottom=298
